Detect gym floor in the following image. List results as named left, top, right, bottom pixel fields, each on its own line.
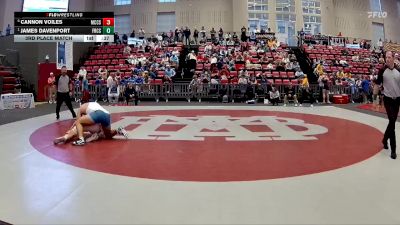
left=0, top=103, right=398, bottom=224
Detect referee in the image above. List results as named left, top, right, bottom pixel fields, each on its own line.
left=55, top=66, right=77, bottom=120
left=377, top=51, right=400, bottom=159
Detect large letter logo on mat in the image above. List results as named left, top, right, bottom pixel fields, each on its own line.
left=30, top=110, right=383, bottom=182
left=112, top=116, right=328, bottom=141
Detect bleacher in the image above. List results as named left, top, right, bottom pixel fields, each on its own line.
left=302, top=44, right=384, bottom=79
left=195, top=42, right=300, bottom=85
left=0, top=66, right=18, bottom=94
left=79, top=43, right=184, bottom=84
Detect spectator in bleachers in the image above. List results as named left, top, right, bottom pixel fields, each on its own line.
left=334, top=68, right=343, bottom=79
left=268, top=38, right=277, bottom=51
left=98, top=67, right=108, bottom=80
left=6, top=24, right=11, bottom=36
left=283, top=82, right=298, bottom=107
left=232, top=32, right=239, bottom=43
left=123, top=45, right=131, bottom=55
left=130, top=29, right=135, bottom=38
left=79, top=73, right=90, bottom=103
left=193, top=28, right=199, bottom=45
left=184, top=27, right=191, bottom=45
left=218, top=28, right=224, bottom=41
left=295, top=68, right=304, bottom=78
left=210, top=28, right=216, bottom=42
left=48, top=72, right=56, bottom=104
left=320, top=74, right=331, bottom=104
left=114, top=32, right=121, bottom=44
left=164, top=65, right=176, bottom=80
left=138, top=28, right=145, bottom=39
left=125, top=82, right=138, bottom=106
left=210, top=75, right=219, bottom=85
left=238, top=74, right=248, bottom=85
left=127, top=54, right=138, bottom=65
left=240, top=26, right=247, bottom=42
left=339, top=59, right=349, bottom=67
left=200, top=26, right=206, bottom=40
left=78, top=66, right=87, bottom=77
left=170, top=54, right=179, bottom=68
left=377, top=38, right=383, bottom=50
left=269, top=85, right=280, bottom=106
left=122, top=34, right=128, bottom=44
left=107, top=76, right=120, bottom=104
left=298, top=76, right=315, bottom=107
left=352, top=54, right=360, bottom=62
left=361, top=76, right=371, bottom=104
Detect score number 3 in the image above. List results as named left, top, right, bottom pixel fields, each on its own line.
left=102, top=18, right=114, bottom=26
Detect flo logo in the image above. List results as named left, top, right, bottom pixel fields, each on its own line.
left=367, top=11, right=388, bottom=18
left=112, top=115, right=328, bottom=141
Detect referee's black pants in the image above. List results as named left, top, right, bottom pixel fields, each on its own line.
left=383, top=96, right=400, bottom=152
left=56, top=92, right=77, bottom=119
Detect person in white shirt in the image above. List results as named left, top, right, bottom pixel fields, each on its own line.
left=377, top=38, right=383, bottom=50
left=269, top=86, right=280, bottom=106
left=238, top=75, right=248, bottom=84
left=171, top=48, right=180, bottom=57
left=98, top=68, right=108, bottom=80
left=108, top=76, right=120, bottom=103
left=78, top=66, right=87, bottom=77
left=210, top=76, right=219, bottom=84
left=53, top=102, right=129, bottom=146
left=138, top=28, right=145, bottom=39
left=123, top=45, right=131, bottom=55
left=127, top=54, right=138, bottom=65
left=210, top=55, right=218, bottom=64
left=188, top=51, right=197, bottom=61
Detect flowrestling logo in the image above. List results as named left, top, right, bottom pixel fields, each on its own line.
left=112, top=115, right=328, bottom=141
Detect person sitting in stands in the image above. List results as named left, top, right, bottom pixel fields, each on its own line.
left=336, top=68, right=345, bottom=79
left=268, top=38, right=277, bottom=51
left=125, top=82, right=139, bottom=106
left=295, top=68, right=304, bottom=78
left=344, top=71, right=352, bottom=79
left=108, top=76, right=120, bottom=104
left=170, top=54, right=179, bottom=67
left=98, top=67, right=108, bottom=80
left=314, top=63, right=324, bottom=76
left=123, top=45, right=131, bottom=55
left=339, top=59, right=349, bottom=67
left=283, top=82, right=299, bottom=107
left=269, top=85, right=280, bottom=106
left=164, top=65, right=176, bottom=82
left=267, top=62, right=274, bottom=70
left=238, top=75, right=248, bottom=84
left=352, top=54, right=360, bottom=62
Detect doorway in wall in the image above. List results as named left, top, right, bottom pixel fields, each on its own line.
left=372, top=22, right=385, bottom=47
left=157, top=12, right=176, bottom=33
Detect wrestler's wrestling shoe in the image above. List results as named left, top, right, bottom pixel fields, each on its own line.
left=72, top=138, right=86, bottom=146
left=117, top=127, right=129, bottom=139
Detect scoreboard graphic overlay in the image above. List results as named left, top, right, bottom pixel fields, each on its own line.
left=14, top=12, right=115, bottom=42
